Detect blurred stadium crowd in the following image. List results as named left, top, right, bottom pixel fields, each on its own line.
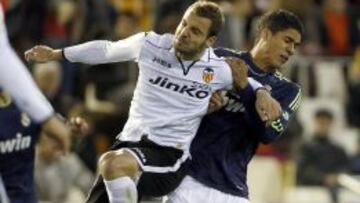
left=2, top=0, right=360, bottom=202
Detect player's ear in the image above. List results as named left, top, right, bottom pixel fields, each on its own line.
left=206, top=36, right=217, bottom=47
left=262, top=28, right=272, bottom=40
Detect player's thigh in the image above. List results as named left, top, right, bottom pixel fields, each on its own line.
left=134, top=147, right=189, bottom=197
left=166, top=176, right=208, bottom=203
left=166, top=176, right=250, bottom=203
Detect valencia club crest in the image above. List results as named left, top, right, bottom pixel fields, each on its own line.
left=202, top=67, right=214, bottom=84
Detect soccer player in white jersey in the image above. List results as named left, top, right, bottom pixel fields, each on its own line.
left=25, top=2, right=281, bottom=203
left=0, top=4, right=70, bottom=154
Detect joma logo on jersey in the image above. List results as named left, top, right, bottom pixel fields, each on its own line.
left=152, top=57, right=171, bottom=68
left=0, top=133, right=32, bottom=154
left=149, top=76, right=210, bottom=99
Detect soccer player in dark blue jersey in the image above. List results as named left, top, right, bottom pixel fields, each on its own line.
left=168, top=10, right=303, bottom=203
left=0, top=90, right=43, bottom=203
left=0, top=89, right=88, bottom=203
left=0, top=5, right=87, bottom=203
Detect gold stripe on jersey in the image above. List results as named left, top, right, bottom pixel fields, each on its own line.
left=289, top=89, right=302, bottom=111
left=274, top=71, right=290, bottom=82
left=0, top=91, right=12, bottom=108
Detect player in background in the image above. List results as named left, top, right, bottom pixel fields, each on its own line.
left=0, top=3, right=71, bottom=152
left=167, top=9, right=303, bottom=203
left=24, top=2, right=281, bottom=203
left=0, top=88, right=89, bottom=203
left=0, top=3, right=89, bottom=202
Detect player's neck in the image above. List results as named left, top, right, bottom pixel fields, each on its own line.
left=250, top=47, right=272, bottom=72
left=176, top=50, right=204, bottom=61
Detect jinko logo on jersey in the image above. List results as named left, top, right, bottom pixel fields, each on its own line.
left=202, top=67, right=214, bottom=84
left=149, top=76, right=210, bottom=99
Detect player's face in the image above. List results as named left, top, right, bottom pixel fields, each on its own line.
left=315, top=116, right=333, bottom=135
left=174, top=10, right=214, bottom=58
left=263, top=28, right=301, bottom=68
left=37, top=133, right=62, bottom=163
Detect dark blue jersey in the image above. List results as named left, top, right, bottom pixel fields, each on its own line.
left=189, top=48, right=301, bottom=198
left=0, top=92, right=41, bottom=203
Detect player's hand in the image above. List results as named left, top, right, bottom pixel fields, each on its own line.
left=226, top=58, right=248, bottom=91
left=24, top=45, right=62, bottom=62
left=41, top=116, right=71, bottom=156
left=68, top=116, right=89, bottom=136
left=255, top=89, right=282, bottom=122
left=207, top=91, right=225, bottom=114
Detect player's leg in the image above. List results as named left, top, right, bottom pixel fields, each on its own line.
left=99, top=149, right=140, bottom=203
left=85, top=137, right=188, bottom=203
left=166, top=176, right=250, bottom=203
left=137, top=158, right=189, bottom=198
left=86, top=140, right=130, bottom=203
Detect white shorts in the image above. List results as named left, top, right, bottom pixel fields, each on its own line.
left=166, top=176, right=250, bottom=203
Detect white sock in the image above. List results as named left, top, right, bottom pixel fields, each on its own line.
left=104, top=177, right=138, bottom=203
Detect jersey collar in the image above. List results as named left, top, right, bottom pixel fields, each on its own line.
left=170, top=47, right=213, bottom=63
left=242, top=52, right=274, bottom=77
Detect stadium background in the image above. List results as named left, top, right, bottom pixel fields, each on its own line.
left=2, top=0, right=360, bottom=202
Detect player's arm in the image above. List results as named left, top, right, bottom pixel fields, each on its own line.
left=0, top=45, right=71, bottom=154
left=216, top=48, right=283, bottom=123
left=24, top=32, right=146, bottom=64
left=0, top=6, right=71, bottom=155
left=244, top=84, right=302, bottom=143
left=224, top=58, right=263, bottom=91
left=0, top=35, right=71, bottom=155
left=0, top=7, right=53, bottom=123
left=226, top=57, right=280, bottom=122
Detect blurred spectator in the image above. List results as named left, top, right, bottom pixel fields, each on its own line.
left=308, top=0, right=360, bottom=56
left=42, top=0, right=86, bottom=47
left=33, top=62, right=62, bottom=100
left=32, top=62, right=73, bottom=115
left=108, top=0, right=153, bottom=31
left=254, top=0, right=282, bottom=12
left=346, top=47, right=360, bottom=127
left=35, top=134, right=94, bottom=203
left=4, top=0, right=46, bottom=53
left=296, top=109, right=349, bottom=203
left=246, top=0, right=283, bottom=46
left=0, top=0, right=9, bottom=10
left=114, top=11, right=139, bottom=39
left=215, top=0, right=254, bottom=50
left=41, top=0, right=86, bottom=106
left=154, top=0, right=192, bottom=34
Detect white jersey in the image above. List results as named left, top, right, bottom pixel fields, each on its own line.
left=64, top=31, right=260, bottom=152
left=0, top=5, right=54, bottom=123
left=123, top=32, right=234, bottom=152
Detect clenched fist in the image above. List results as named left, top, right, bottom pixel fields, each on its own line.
left=255, top=89, right=282, bottom=122
left=226, top=58, right=249, bottom=91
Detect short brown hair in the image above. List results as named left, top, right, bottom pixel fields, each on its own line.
left=188, top=1, right=224, bottom=37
